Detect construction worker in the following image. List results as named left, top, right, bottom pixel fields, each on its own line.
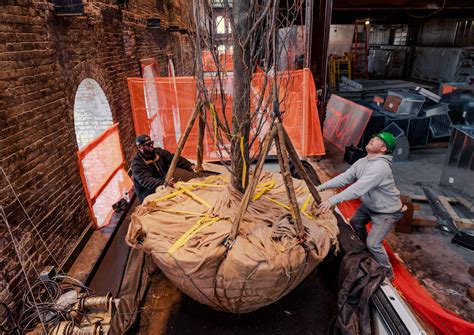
left=317, top=132, right=403, bottom=280
left=132, top=134, right=202, bottom=203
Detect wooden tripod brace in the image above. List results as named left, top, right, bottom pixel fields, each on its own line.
left=225, top=122, right=322, bottom=249
left=162, top=102, right=322, bottom=250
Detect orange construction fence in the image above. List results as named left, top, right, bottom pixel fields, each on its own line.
left=202, top=50, right=234, bottom=73
left=127, top=68, right=325, bottom=160
left=77, top=123, right=132, bottom=228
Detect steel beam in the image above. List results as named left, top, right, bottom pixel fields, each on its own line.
left=305, top=0, right=333, bottom=123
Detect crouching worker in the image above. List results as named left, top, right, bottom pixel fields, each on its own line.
left=132, top=135, right=202, bottom=203
left=317, top=132, right=403, bottom=280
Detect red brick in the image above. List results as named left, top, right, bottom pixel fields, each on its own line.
left=1, top=0, right=194, bottom=311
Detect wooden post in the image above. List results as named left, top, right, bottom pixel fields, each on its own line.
left=226, top=126, right=277, bottom=247
left=275, top=123, right=306, bottom=242
left=197, top=106, right=206, bottom=169
left=281, top=125, right=322, bottom=203
left=165, top=102, right=200, bottom=184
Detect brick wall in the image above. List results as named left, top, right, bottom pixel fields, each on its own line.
left=0, top=0, right=195, bottom=312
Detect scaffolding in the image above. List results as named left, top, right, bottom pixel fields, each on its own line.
left=329, top=54, right=352, bottom=89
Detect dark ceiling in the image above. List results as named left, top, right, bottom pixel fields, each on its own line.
left=331, top=0, right=474, bottom=24
left=279, top=0, right=474, bottom=25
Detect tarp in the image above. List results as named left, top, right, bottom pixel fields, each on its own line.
left=336, top=199, right=474, bottom=335
left=127, top=69, right=325, bottom=161
left=126, top=172, right=339, bottom=313
left=77, top=123, right=132, bottom=228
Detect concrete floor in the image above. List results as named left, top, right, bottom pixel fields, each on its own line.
left=138, top=265, right=339, bottom=335
left=131, top=144, right=473, bottom=332
left=388, top=146, right=474, bottom=322
left=318, top=143, right=473, bottom=322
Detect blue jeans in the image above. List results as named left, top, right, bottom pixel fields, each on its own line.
left=350, top=204, right=404, bottom=275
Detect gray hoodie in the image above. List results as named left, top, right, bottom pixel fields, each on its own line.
left=319, top=155, right=402, bottom=213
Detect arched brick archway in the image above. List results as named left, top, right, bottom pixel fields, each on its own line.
left=73, top=78, right=113, bottom=148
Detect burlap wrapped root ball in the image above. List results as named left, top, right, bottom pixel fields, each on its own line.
left=126, top=172, right=339, bottom=313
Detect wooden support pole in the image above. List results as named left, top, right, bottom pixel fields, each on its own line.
left=165, top=103, right=200, bottom=184
left=281, top=125, right=322, bottom=203
left=275, top=123, right=306, bottom=242
left=226, top=127, right=278, bottom=247
left=197, top=106, right=206, bottom=169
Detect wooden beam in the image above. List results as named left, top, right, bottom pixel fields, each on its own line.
left=412, top=215, right=437, bottom=227
left=404, top=194, right=458, bottom=203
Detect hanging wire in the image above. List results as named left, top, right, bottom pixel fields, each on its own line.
left=406, top=0, right=446, bottom=19
left=0, top=203, right=71, bottom=332
left=0, top=166, right=60, bottom=266
left=1, top=206, right=49, bottom=334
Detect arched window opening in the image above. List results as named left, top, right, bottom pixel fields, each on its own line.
left=74, top=78, right=113, bottom=149
left=73, top=78, right=131, bottom=228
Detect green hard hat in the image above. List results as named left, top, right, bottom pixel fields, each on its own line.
left=375, top=131, right=396, bottom=153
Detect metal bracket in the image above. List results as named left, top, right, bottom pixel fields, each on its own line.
left=223, top=238, right=235, bottom=250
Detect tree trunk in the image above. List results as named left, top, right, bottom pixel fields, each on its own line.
left=230, top=0, right=251, bottom=193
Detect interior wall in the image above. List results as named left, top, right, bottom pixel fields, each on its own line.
left=418, top=18, right=458, bottom=46
left=0, top=0, right=194, bottom=311
left=369, top=18, right=468, bottom=47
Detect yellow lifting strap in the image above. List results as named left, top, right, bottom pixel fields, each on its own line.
left=179, top=182, right=226, bottom=188
left=252, top=180, right=276, bottom=201
left=263, top=192, right=314, bottom=219
left=168, top=215, right=222, bottom=254
left=263, top=196, right=291, bottom=210
left=240, top=136, right=247, bottom=189
left=177, top=184, right=212, bottom=209
left=153, top=176, right=218, bottom=204
left=157, top=208, right=206, bottom=217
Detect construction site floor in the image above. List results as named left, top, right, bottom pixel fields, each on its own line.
left=134, top=162, right=355, bottom=334
left=137, top=262, right=339, bottom=335
left=315, top=142, right=474, bottom=322
left=131, top=141, right=473, bottom=333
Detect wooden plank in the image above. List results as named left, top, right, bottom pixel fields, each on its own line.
left=407, top=194, right=429, bottom=202
left=457, top=196, right=474, bottom=213
left=439, top=196, right=461, bottom=220
left=456, top=220, right=474, bottom=230
left=412, top=203, right=422, bottom=211
left=455, top=218, right=474, bottom=230
left=412, top=215, right=437, bottom=227
left=405, top=194, right=458, bottom=203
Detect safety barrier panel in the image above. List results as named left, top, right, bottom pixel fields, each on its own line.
left=202, top=50, right=234, bottom=73
left=77, top=123, right=132, bottom=228
left=324, top=95, right=373, bottom=152
left=127, top=69, right=325, bottom=161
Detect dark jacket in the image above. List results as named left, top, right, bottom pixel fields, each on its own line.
left=131, top=148, right=193, bottom=203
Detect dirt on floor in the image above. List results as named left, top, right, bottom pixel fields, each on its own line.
left=315, top=143, right=474, bottom=323
left=387, top=227, right=474, bottom=322
left=388, top=146, right=474, bottom=322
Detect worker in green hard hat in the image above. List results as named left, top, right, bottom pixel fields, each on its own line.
left=317, top=131, right=403, bottom=281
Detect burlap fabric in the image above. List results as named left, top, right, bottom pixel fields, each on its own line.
left=126, top=172, right=338, bottom=313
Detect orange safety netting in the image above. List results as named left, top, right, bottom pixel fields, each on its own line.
left=337, top=198, right=474, bottom=335
left=141, top=58, right=160, bottom=78
left=202, top=50, right=234, bottom=73
left=127, top=68, right=325, bottom=161
left=77, top=123, right=132, bottom=228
